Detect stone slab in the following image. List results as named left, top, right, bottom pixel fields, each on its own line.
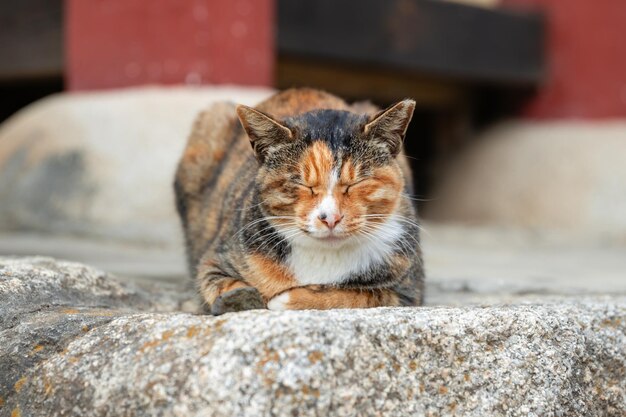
left=1, top=257, right=624, bottom=417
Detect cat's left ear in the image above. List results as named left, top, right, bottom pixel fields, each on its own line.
left=363, top=99, right=416, bottom=156
left=236, top=105, right=293, bottom=162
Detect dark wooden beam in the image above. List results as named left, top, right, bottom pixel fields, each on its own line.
left=277, top=56, right=470, bottom=108
left=278, top=0, right=544, bottom=85
left=0, top=0, right=63, bottom=80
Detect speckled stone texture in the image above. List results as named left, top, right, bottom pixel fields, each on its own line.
left=1, top=257, right=624, bottom=417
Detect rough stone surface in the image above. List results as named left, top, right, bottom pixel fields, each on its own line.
left=1, top=257, right=624, bottom=417
left=426, top=121, right=626, bottom=242
left=0, top=256, right=189, bottom=328
left=0, top=86, right=272, bottom=245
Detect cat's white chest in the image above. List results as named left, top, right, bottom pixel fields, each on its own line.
left=287, top=216, right=404, bottom=285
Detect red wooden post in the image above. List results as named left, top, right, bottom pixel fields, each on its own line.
left=66, top=0, right=274, bottom=90
left=503, top=0, right=626, bottom=119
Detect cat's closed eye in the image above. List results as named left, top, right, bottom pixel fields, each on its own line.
left=341, top=178, right=375, bottom=195
left=292, top=181, right=318, bottom=196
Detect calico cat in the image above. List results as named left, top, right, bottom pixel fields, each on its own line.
left=175, top=88, right=424, bottom=315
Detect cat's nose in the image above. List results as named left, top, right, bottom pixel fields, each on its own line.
left=318, top=212, right=343, bottom=229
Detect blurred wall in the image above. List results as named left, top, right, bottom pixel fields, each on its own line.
left=66, top=0, right=274, bottom=90
left=428, top=0, right=626, bottom=237
left=503, top=0, right=626, bottom=119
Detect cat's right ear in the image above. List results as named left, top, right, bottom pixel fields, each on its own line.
left=363, top=99, right=415, bottom=156
left=236, top=105, right=293, bottom=162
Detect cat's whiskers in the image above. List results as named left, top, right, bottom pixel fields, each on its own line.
left=243, top=222, right=297, bottom=245
left=231, top=217, right=274, bottom=239
left=362, top=226, right=412, bottom=260
left=358, top=224, right=392, bottom=249
left=360, top=213, right=429, bottom=236
left=355, top=223, right=415, bottom=264
left=400, top=192, right=435, bottom=203
left=254, top=225, right=301, bottom=253
left=231, top=215, right=297, bottom=239
left=366, top=218, right=422, bottom=247
left=254, top=234, right=282, bottom=253
left=355, top=228, right=381, bottom=249
left=364, top=215, right=428, bottom=255
left=265, top=229, right=304, bottom=254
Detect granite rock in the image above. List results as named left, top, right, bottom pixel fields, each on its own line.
left=0, top=256, right=187, bottom=328
left=1, top=257, right=624, bottom=417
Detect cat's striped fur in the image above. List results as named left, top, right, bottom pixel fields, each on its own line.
left=175, top=88, right=424, bottom=314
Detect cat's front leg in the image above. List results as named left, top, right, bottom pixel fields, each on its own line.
left=267, top=286, right=400, bottom=311
left=197, top=263, right=265, bottom=315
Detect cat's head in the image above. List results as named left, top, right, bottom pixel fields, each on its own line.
left=236, top=100, right=415, bottom=248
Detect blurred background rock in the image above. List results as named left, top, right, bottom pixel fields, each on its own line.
left=0, top=0, right=624, bottom=303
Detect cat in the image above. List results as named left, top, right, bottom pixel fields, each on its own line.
left=174, top=88, right=424, bottom=315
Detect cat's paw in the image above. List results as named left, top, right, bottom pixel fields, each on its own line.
left=210, top=287, right=265, bottom=315
left=267, top=291, right=291, bottom=311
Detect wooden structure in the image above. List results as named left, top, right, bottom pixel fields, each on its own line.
left=277, top=0, right=544, bottom=106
